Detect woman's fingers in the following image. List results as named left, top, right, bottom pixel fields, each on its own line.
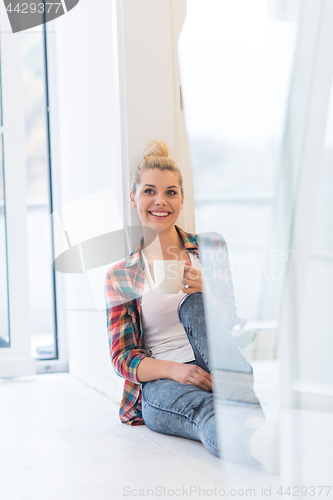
left=181, top=279, right=202, bottom=294
left=173, top=364, right=213, bottom=391
left=190, top=375, right=213, bottom=391
left=181, top=265, right=203, bottom=293
left=196, top=365, right=212, bottom=381
left=183, top=267, right=200, bottom=280
left=190, top=367, right=213, bottom=391
left=183, top=277, right=201, bottom=288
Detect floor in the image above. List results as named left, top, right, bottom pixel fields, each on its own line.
left=0, top=372, right=227, bottom=500
left=0, top=368, right=332, bottom=500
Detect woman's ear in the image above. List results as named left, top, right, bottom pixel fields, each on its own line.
left=129, top=191, right=137, bottom=208
left=180, top=195, right=184, bottom=210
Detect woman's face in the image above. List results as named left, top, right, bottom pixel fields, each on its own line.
left=130, top=168, right=184, bottom=232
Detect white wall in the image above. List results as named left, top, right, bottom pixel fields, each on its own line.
left=47, top=0, right=192, bottom=402
left=48, top=0, right=125, bottom=401
left=117, top=0, right=194, bottom=232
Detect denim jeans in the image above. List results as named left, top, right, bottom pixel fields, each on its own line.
left=141, top=292, right=264, bottom=465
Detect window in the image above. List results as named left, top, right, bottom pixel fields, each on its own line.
left=21, top=27, right=58, bottom=360
left=179, top=1, right=299, bottom=357
left=0, top=6, right=62, bottom=376
left=0, top=85, right=10, bottom=349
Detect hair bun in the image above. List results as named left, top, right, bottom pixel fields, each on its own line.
left=143, top=141, right=169, bottom=160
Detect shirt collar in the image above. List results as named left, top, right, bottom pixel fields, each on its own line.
left=125, top=224, right=198, bottom=268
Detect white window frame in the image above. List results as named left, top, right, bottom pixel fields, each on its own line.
left=37, top=23, right=69, bottom=374
left=0, top=6, right=68, bottom=376
left=0, top=25, right=34, bottom=377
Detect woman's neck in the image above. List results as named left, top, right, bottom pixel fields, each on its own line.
left=142, top=225, right=183, bottom=259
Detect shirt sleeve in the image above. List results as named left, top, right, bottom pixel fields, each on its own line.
left=105, top=272, right=150, bottom=384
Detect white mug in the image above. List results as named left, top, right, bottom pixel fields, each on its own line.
left=153, top=260, right=185, bottom=294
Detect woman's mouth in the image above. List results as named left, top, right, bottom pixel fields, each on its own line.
left=148, top=211, right=171, bottom=219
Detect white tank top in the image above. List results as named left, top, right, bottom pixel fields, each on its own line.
left=141, top=251, right=202, bottom=363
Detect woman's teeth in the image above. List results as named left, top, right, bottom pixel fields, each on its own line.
left=149, top=212, right=170, bottom=217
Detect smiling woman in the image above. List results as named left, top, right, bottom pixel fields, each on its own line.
left=128, top=142, right=189, bottom=262
left=130, top=142, right=183, bottom=219
left=105, top=141, right=275, bottom=470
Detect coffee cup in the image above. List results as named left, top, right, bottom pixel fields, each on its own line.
left=153, top=260, right=185, bottom=294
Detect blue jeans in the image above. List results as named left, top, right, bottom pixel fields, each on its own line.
left=141, top=292, right=264, bottom=465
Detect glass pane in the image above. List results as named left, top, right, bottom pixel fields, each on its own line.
left=21, top=28, right=57, bottom=360
left=180, top=0, right=333, bottom=484
left=0, top=129, right=10, bottom=348
left=296, top=79, right=333, bottom=395
left=181, top=2, right=298, bottom=329
left=179, top=0, right=303, bottom=479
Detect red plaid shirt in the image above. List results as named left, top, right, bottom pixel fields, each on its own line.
left=105, top=225, right=238, bottom=425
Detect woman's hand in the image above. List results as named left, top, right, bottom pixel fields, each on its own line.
left=170, top=362, right=213, bottom=391
left=181, top=260, right=203, bottom=295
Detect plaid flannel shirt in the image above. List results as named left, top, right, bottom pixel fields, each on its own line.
left=105, top=224, right=238, bottom=425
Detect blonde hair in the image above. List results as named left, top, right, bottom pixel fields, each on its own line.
left=131, top=140, right=184, bottom=197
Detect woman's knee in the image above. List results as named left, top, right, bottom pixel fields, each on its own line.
left=178, top=292, right=206, bottom=329
left=142, top=381, right=220, bottom=457
left=142, top=390, right=200, bottom=441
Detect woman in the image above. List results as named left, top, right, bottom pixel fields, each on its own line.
left=105, top=141, right=277, bottom=471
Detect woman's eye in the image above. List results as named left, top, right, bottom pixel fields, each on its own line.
left=143, top=189, right=177, bottom=195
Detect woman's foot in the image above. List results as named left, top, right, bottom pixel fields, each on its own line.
left=248, top=418, right=280, bottom=474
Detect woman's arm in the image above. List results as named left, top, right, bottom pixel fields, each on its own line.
left=137, top=357, right=213, bottom=391
left=105, top=272, right=150, bottom=384
left=106, top=275, right=212, bottom=391
left=106, top=268, right=212, bottom=391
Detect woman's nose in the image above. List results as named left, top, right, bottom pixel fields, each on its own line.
left=154, top=194, right=166, bottom=205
